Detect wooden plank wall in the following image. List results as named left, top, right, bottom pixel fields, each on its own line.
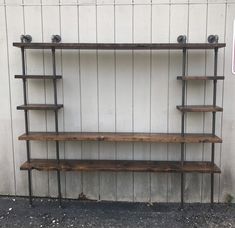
left=0, top=0, right=234, bottom=203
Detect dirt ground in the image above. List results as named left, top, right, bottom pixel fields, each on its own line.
left=0, top=196, right=235, bottom=228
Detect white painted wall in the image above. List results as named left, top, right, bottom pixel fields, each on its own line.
left=0, top=0, right=235, bottom=203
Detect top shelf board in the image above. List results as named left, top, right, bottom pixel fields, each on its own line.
left=13, top=43, right=226, bottom=50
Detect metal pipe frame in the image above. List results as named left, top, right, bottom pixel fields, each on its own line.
left=21, top=47, right=33, bottom=206
left=51, top=48, right=62, bottom=207
left=181, top=47, right=187, bottom=208
left=211, top=47, right=218, bottom=204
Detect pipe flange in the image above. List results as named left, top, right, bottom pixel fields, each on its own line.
left=20, top=35, right=32, bottom=43
left=208, top=35, right=219, bottom=44
left=177, top=35, right=187, bottom=44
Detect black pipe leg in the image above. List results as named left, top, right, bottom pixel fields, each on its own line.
left=181, top=172, right=184, bottom=209
left=52, top=48, right=62, bottom=208
left=27, top=170, right=33, bottom=206
left=57, top=170, right=62, bottom=207
left=211, top=173, right=214, bottom=204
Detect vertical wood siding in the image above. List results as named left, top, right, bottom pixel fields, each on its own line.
left=0, top=0, right=234, bottom=203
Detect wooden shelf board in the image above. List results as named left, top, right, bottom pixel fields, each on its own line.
left=18, top=132, right=222, bottom=143
left=177, top=76, right=224, bottom=81
left=15, top=75, right=62, bottom=79
left=13, top=42, right=226, bottom=50
left=177, top=105, right=223, bottom=112
left=17, top=104, right=63, bottom=110
left=20, top=159, right=221, bottom=173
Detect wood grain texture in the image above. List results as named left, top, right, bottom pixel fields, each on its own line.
left=17, top=104, right=63, bottom=110
left=13, top=42, right=226, bottom=50
left=177, top=76, right=225, bottom=80
left=20, top=159, right=221, bottom=173
left=18, top=132, right=222, bottom=143
left=15, top=75, right=62, bottom=79
left=177, top=105, right=223, bottom=112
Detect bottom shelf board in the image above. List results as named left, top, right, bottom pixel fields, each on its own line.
left=20, top=159, right=221, bottom=173
left=18, top=132, right=222, bottom=143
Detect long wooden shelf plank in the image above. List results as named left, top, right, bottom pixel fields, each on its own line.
left=18, top=132, right=222, bottom=143
left=13, top=42, right=226, bottom=50
left=177, top=76, right=224, bottom=81
left=17, top=104, right=63, bottom=110
left=15, top=75, right=62, bottom=79
left=20, top=159, right=221, bottom=173
left=177, top=105, right=223, bottom=112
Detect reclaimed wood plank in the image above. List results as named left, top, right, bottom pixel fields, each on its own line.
left=15, top=75, right=62, bottom=79
left=13, top=42, right=226, bottom=50
left=18, top=132, right=223, bottom=143
left=17, top=104, right=63, bottom=110
left=177, top=105, right=223, bottom=112
left=177, top=76, right=224, bottom=80
left=20, top=159, right=221, bottom=173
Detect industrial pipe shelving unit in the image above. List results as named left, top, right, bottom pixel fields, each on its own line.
left=14, top=34, right=225, bottom=207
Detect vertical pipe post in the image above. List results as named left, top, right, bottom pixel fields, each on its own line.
left=21, top=47, right=33, bottom=206
left=211, top=47, right=218, bottom=204
left=52, top=48, right=62, bottom=207
left=181, top=47, right=187, bottom=208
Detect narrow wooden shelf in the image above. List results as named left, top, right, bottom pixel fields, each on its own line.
left=20, top=159, right=221, bottom=173
left=17, top=104, right=63, bottom=111
left=15, top=75, right=62, bottom=79
left=18, top=132, right=222, bottom=143
left=13, top=42, right=226, bottom=50
left=177, top=76, right=225, bottom=81
left=177, top=105, right=223, bottom=112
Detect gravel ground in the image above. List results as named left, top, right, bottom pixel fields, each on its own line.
left=0, top=196, right=235, bottom=228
